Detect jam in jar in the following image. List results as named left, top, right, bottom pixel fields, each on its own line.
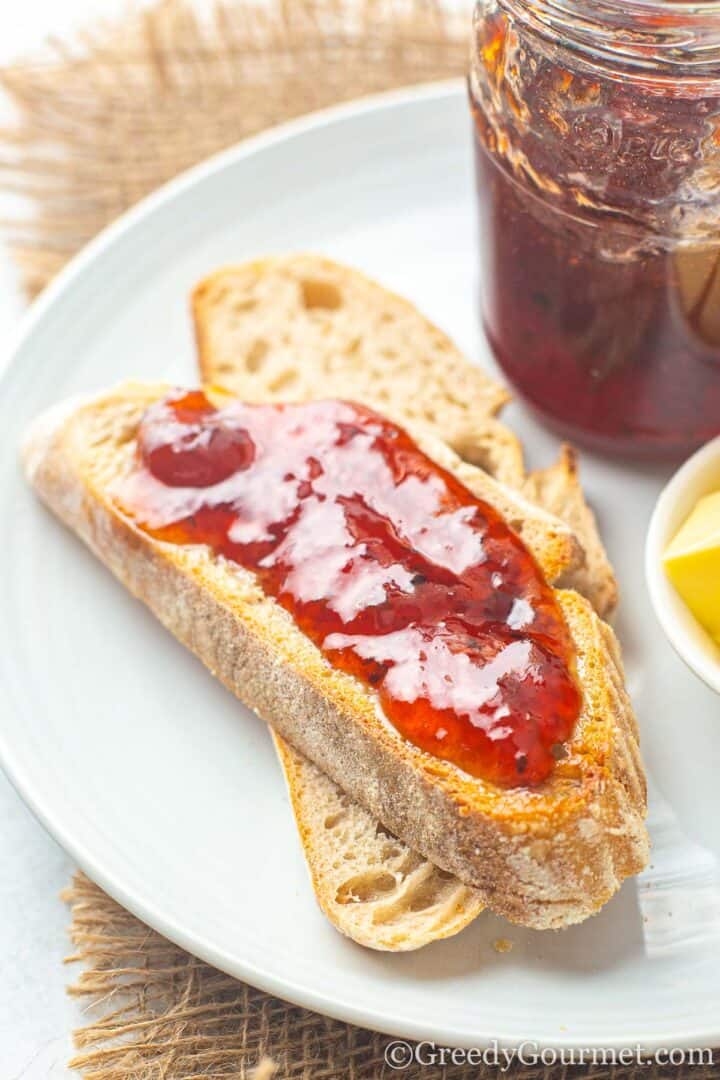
left=471, top=0, right=720, bottom=457
left=116, top=391, right=581, bottom=788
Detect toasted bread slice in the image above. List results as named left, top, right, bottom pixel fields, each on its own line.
left=523, top=446, right=618, bottom=618
left=192, top=256, right=623, bottom=947
left=192, top=256, right=616, bottom=616
left=24, top=382, right=648, bottom=931
left=193, top=255, right=523, bottom=485
left=271, top=732, right=485, bottom=950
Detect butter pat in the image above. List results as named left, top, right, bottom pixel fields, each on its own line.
left=663, top=491, right=720, bottom=641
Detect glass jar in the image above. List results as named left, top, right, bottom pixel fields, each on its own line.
left=470, top=0, right=720, bottom=458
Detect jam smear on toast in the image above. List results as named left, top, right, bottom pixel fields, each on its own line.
left=118, top=390, right=580, bottom=787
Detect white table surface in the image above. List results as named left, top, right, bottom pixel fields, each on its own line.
left=0, top=4, right=153, bottom=1077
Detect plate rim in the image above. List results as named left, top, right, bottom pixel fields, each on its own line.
left=0, top=77, right=465, bottom=403
left=2, top=79, right=719, bottom=1053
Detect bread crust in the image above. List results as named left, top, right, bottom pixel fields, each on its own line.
left=189, top=255, right=631, bottom=946
left=24, top=383, right=648, bottom=930
left=271, top=732, right=486, bottom=950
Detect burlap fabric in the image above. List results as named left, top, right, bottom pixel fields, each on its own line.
left=1, top=2, right=714, bottom=1076
left=0, top=0, right=466, bottom=296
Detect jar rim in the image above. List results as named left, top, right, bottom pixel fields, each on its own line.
left=499, top=0, right=720, bottom=77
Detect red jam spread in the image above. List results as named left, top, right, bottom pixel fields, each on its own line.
left=118, top=391, right=581, bottom=788
left=471, top=9, right=720, bottom=457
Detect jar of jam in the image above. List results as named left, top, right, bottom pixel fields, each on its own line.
left=470, top=0, right=720, bottom=457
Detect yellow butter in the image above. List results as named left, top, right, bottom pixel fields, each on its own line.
left=663, top=490, right=720, bottom=641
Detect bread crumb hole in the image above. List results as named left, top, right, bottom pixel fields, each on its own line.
left=246, top=338, right=268, bottom=372
left=381, top=844, right=402, bottom=861
left=301, top=279, right=341, bottom=310
left=323, top=810, right=347, bottom=829
left=408, top=880, right=442, bottom=912
left=232, top=297, right=256, bottom=314
left=336, top=872, right=396, bottom=905
left=112, top=426, right=136, bottom=448
left=268, top=370, right=297, bottom=393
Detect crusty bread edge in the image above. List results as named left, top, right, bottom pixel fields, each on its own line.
left=190, top=256, right=627, bottom=945
left=270, top=731, right=487, bottom=950
left=191, top=256, right=513, bottom=412
left=23, top=389, right=648, bottom=930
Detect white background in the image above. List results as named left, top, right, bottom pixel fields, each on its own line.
left=1, top=4, right=181, bottom=1078
left=0, top=12, right=102, bottom=1079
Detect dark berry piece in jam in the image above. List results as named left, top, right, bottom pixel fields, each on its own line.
left=117, top=391, right=581, bottom=788
left=137, top=392, right=255, bottom=488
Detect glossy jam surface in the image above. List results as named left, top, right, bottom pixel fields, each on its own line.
left=118, top=391, right=581, bottom=787
left=471, top=8, right=720, bottom=457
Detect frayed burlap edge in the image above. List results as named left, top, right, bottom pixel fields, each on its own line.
left=0, top=0, right=468, bottom=299
left=63, top=872, right=405, bottom=1080
left=64, top=872, right=634, bottom=1080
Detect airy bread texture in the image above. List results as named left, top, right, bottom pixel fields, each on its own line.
left=193, top=255, right=523, bottom=486
left=24, top=381, right=648, bottom=933
left=272, top=732, right=485, bottom=950
left=191, top=256, right=627, bottom=947
left=193, top=256, right=617, bottom=615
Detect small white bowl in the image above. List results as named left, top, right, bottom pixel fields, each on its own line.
left=646, top=436, right=720, bottom=694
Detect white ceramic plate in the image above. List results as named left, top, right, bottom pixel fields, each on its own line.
left=2, top=82, right=720, bottom=1053
left=646, top=436, right=720, bottom=695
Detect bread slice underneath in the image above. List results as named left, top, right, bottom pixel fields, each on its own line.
left=271, top=731, right=485, bottom=950
left=193, top=255, right=521, bottom=486
left=191, top=256, right=627, bottom=947
left=192, top=255, right=618, bottom=616
left=24, top=382, right=648, bottom=933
